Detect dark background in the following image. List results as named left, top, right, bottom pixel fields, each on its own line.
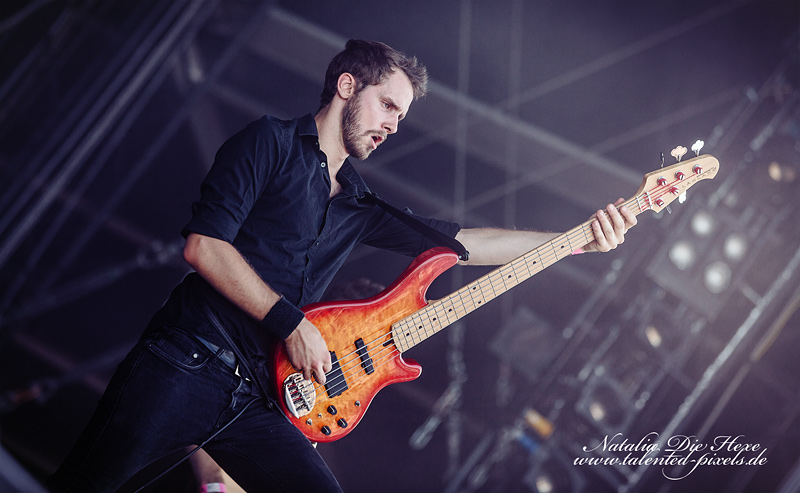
left=1, top=1, right=798, bottom=492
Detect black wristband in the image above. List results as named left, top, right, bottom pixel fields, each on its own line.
left=260, top=296, right=305, bottom=339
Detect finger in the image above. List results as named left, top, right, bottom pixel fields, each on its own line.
left=597, top=210, right=618, bottom=250
left=606, top=204, right=625, bottom=241
left=302, top=368, right=313, bottom=382
left=620, top=204, right=637, bottom=228
left=598, top=209, right=617, bottom=247
left=321, top=353, right=332, bottom=377
left=591, top=216, right=609, bottom=252
left=314, top=364, right=327, bottom=385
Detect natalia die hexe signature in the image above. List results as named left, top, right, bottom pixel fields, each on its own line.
left=574, top=432, right=768, bottom=480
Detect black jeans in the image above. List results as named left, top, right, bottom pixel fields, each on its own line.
left=48, top=327, right=343, bottom=492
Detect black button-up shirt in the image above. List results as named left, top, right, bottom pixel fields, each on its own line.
left=152, top=114, right=460, bottom=358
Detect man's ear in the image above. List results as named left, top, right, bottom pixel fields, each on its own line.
left=337, top=73, right=356, bottom=100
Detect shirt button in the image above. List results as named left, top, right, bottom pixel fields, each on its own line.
left=321, top=162, right=327, bottom=168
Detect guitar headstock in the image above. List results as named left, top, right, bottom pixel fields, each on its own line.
left=636, top=154, right=719, bottom=214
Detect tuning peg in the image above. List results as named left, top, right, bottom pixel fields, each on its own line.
left=691, top=140, right=704, bottom=156
left=670, top=146, right=688, bottom=162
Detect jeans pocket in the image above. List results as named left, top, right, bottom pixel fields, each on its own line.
left=147, top=328, right=214, bottom=371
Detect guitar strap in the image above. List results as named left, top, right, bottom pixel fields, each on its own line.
left=363, top=192, right=470, bottom=261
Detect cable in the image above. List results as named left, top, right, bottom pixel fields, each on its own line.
left=132, top=395, right=262, bottom=493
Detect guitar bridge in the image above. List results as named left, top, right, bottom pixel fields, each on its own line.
left=282, top=372, right=315, bottom=418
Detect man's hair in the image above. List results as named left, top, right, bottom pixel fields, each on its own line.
left=318, top=39, right=428, bottom=110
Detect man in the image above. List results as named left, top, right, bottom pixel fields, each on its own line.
left=50, top=39, right=635, bottom=492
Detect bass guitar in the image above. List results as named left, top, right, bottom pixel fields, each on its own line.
left=271, top=153, right=719, bottom=442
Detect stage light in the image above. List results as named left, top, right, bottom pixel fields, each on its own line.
left=768, top=162, right=782, bottom=181
left=704, top=261, right=732, bottom=293
left=644, top=325, right=663, bottom=348
left=588, top=401, right=606, bottom=422
left=768, top=161, right=796, bottom=182
left=524, top=457, right=582, bottom=493
left=585, top=383, right=626, bottom=427
left=690, top=210, right=715, bottom=237
left=723, top=233, right=748, bottom=262
left=534, top=476, right=554, bottom=493
left=668, top=240, right=696, bottom=270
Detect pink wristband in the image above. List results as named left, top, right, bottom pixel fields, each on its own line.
left=201, top=483, right=226, bottom=493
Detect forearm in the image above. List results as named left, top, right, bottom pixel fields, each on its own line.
left=183, top=233, right=330, bottom=380
left=455, top=227, right=560, bottom=266
left=183, top=232, right=281, bottom=321
left=455, top=201, right=637, bottom=266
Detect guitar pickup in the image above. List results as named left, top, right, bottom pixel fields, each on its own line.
left=355, top=338, right=374, bottom=374
left=325, top=351, right=348, bottom=398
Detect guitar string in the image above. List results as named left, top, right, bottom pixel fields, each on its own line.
left=300, top=180, right=686, bottom=405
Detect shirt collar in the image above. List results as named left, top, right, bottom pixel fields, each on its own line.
left=338, top=160, right=369, bottom=198
left=297, top=113, right=318, bottom=138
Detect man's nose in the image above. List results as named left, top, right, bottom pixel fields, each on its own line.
left=384, top=116, right=399, bottom=134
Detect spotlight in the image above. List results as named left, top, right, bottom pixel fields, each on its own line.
left=588, top=401, right=606, bottom=423
left=704, top=261, right=732, bottom=293
left=723, top=233, right=748, bottom=262
left=668, top=240, right=696, bottom=270
left=644, top=325, right=663, bottom=348
left=524, top=456, right=583, bottom=493
left=690, top=210, right=715, bottom=237
left=586, top=384, right=625, bottom=427
left=768, top=161, right=797, bottom=182
left=534, top=475, right=554, bottom=493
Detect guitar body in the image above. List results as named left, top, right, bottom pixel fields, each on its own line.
left=271, top=247, right=460, bottom=442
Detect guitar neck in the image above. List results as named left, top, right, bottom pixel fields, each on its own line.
left=392, top=195, right=650, bottom=352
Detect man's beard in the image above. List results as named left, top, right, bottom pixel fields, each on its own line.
left=341, top=90, right=374, bottom=161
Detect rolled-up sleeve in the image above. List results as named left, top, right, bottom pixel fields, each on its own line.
left=361, top=207, right=461, bottom=257
left=182, top=118, right=280, bottom=242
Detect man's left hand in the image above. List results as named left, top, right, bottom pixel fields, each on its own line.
left=582, top=198, right=637, bottom=253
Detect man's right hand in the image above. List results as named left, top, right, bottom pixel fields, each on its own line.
left=284, top=319, right=333, bottom=385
